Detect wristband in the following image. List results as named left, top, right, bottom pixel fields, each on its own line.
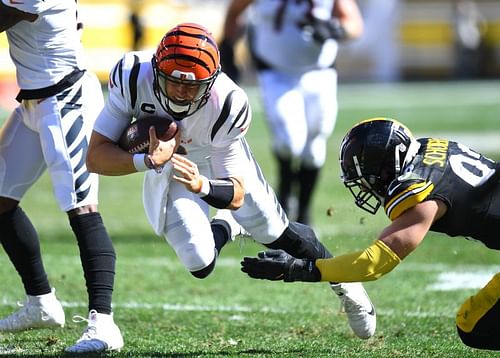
left=196, top=175, right=211, bottom=197
left=133, top=153, right=148, bottom=172
left=200, top=178, right=234, bottom=209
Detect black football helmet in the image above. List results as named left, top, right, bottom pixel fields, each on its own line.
left=339, top=118, right=417, bottom=214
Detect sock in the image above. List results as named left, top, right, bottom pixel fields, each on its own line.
left=210, top=220, right=231, bottom=255
left=297, top=165, right=320, bottom=225
left=70, top=212, right=116, bottom=315
left=276, top=155, right=295, bottom=212
left=0, top=206, right=51, bottom=296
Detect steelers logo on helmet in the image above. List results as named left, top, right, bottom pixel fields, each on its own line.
left=339, top=118, right=418, bottom=214
left=152, top=22, right=221, bottom=119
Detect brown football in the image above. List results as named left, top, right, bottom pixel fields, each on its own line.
left=118, top=115, right=178, bottom=154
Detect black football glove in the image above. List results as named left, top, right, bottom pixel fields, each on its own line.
left=219, top=38, right=240, bottom=83
left=241, top=249, right=321, bottom=282
left=297, top=16, right=347, bottom=44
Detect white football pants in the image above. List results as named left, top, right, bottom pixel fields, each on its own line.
left=144, top=138, right=289, bottom=272
left=0, top=72, right=103, bottom=211
left=257, top=67, right=338, bottom=168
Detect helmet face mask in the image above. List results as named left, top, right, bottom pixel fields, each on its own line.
left=339, top=118, right=416, bottom=214
left=152, top=23, right=220, bottom=119
left=344, top=177, right=383, bottom=215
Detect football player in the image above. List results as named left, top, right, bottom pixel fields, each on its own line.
left=220, top=0, right=363, bottom=225
left=242, top=118, right=499, bottom=351
left=0, top=0, right=123, bottom=353
left=86, top=22, right=376, bottom=340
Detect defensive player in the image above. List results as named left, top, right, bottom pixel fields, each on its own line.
left=220, top=0, right=363, bottom=224
left=0, top=0, right=123, bottom=353
left=86, top=22, right=376, bottom=339
left=242, top=118, right=499, bottom=350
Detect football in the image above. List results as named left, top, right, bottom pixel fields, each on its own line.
left=118, top=115, right=178, bottom=154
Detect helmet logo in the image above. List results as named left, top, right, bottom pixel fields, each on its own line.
left=171, top=70, right=196, bottom=80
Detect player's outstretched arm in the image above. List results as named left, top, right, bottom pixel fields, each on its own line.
left=242, top=200, right=443, bottom=283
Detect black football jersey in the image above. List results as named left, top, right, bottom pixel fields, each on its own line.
left=384, top=138, right=500, bottom=250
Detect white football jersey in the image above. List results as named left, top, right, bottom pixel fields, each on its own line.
left=250, top=0, right=338, bottom=72
left=3, top=0, right=83, bottom=89
left=96, top=51, right=288, bottom=246
left=94, top=50, right=252, bottom=179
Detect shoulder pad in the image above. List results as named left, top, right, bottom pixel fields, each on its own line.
left=384, top=178, right=434, bottom=220
left=108, top=52, right=150, bottom=111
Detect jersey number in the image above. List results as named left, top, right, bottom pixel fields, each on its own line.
left=449, top=143, right=495, bottom=187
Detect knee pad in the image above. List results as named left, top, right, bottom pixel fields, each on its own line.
left=303, top=135, right=327, bottom=168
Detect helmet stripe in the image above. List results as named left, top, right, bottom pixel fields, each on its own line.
left=168, top=29, right=218, bottom=48
left=158, top=43, right=218, bottom=69
left=159, top=53, right=212, bottom=74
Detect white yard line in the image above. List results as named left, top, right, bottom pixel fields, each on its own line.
left=426, top=271, right=496, bottom=291
left=0, top=259, right=495, bottom=319
left=0, top=299, right=459, bottom=318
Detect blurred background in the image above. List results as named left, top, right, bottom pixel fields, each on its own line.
left=1, top=0, right=499, bottom=96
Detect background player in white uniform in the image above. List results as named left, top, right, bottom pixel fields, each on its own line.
left=86, top=22, right=376, bottom=340
left=221, top=0, right=363, bottom=225
left=0, top=0, right=123, bottom=353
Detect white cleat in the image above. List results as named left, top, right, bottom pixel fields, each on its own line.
left=211, top=209, right=250, bottom=241
left=0, top=288, right=65, bottom=332
left=65, top=310, right=124, bottom=353
left=331, top=282, right=376, bottom=339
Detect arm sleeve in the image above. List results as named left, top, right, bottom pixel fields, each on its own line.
left=315, top=240, right=402, bottom=282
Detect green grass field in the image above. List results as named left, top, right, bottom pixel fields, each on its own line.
left=0, top=80, right=499, bottom=357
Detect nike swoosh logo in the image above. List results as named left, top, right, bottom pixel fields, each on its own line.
left=387, top=183, right=403, bottom=196
left=367, top=302, right=376, bottom=316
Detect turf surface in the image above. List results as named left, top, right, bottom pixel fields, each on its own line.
left=0, top=80, right=499, bottom=357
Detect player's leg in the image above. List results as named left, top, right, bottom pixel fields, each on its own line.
left=276, top=155, right=295, bottom=215
left=296, top=165, right=319, bottom=225
left=33, top=72, right=122, bottom=353
left=456, top=273, right=500, bottom=350
left=0, top=106, right=64, bottom=332
left=298, top=68, right=338, bottom=225
left=163, top=180, right=231, bottom=279
left=257, top=70, right=307, bottom=217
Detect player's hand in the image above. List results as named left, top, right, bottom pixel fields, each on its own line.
left=171, top=154, right=203, bottom=193
left=147, top=126, right=179, bottom=167
left=241, top=250, right=321, bottom=282
left=297, top=16, right=346, bottom=44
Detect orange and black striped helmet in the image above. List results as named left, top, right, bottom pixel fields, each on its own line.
left=152, top=23, right=220, bottom=118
